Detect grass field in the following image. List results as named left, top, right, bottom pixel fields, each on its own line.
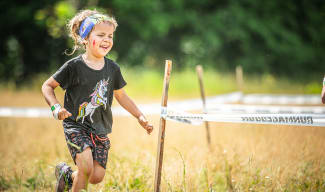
left=1, top=115, right=325, bottom=191
left=0, top=69, right=324, bottom=191
left=0, top=68, right=322, bottom=107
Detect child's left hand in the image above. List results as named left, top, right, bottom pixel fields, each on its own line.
left=138, top=115, right=153, bottom=135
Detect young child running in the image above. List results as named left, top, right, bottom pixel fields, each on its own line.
left=41, top=9, right=153, bottom=192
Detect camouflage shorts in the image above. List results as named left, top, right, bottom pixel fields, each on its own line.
left=63, top=127, right=110, bottom=169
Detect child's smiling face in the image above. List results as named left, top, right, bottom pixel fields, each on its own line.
left=86, top=22, right=115, bottom=58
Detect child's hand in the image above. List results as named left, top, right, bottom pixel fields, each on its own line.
left=138, top=115, right=153, bottom=135
left=57, top=108, right=72, bottom=120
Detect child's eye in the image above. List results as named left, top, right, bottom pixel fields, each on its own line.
left=97, top=34, right=105, bottom=37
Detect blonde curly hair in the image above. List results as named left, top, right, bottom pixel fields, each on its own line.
left=66, top=9, right=118, bottom=55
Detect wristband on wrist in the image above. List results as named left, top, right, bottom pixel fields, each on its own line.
left=138, top=114, right=147, bottom=122
left=51, top=103, right=61, bottom=120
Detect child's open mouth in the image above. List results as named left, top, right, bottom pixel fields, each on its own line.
left=100, top=45, right=109, bottom=51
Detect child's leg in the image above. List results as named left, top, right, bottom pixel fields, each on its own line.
left=88, top=160, right=105, bottom=184
left=72, top=147, right=93, bottom=192
left=71, top=160, right=105, bottom=185
left=87, top=135, right=110, bottom=185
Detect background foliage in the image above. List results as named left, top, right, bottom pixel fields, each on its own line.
left=1, top=0, right=325, bottom=84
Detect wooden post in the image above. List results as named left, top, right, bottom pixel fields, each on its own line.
left=321, top=75, right=325, bottom=104
left=154, top=60, right=172, bottom=192
left=236, top=65, right=244, bottom=93
left=196, top=65, right=211, bottom=147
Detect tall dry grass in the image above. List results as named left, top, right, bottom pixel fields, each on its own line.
left=1, top=114, right=325, bottom=191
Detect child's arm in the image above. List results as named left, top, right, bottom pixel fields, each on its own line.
left=114, top=88, right=153, bottom=134
left=42, top=77, right=72, bottom=120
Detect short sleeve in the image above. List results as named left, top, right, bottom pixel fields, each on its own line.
left=114, top=66, right=127, bottom=90
left=52, top=62, right=72, bottom=90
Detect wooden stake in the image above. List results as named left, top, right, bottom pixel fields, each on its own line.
left=154, top=60, right=172, bottom=192
left=196, top=65, right=211, bottom=147
left=236, top=65, right=244, bottom=93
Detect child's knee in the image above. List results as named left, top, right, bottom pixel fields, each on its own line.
left=77, top=166, right=92, bottom=178
left=89, top=163, right=105, bottom=184
left=89, top=174, right=104, bottom=184
left=76, top=147, right=93, bottom=177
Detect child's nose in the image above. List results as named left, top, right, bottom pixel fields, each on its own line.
left=103, top=37, right=111, bottom=42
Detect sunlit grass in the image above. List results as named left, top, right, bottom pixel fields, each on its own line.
left=0, top=67, right=324, bottom=191
left=0, top=67, right=322, bottom=106
left=1, top=116, right=325, bottom=191
left=121, top=67, right=323, bottom=99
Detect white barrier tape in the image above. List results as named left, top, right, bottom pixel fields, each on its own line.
left=162, top=108, right=325, bottom=127
left=0, top=107, right=52, bottom=118
left=161, top=107, right=167, bottom=119
left=0, top=92, right=243, bottom=118
left=207, top=104, right=325, bottom=114
left=0, top=92, right=322, bottom=118
left=161, top=107, right=202, bottom=125
left=241, top=94, right=321, bottom=105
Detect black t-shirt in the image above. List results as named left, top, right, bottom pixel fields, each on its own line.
left=52, top=55, right=126, bottom=135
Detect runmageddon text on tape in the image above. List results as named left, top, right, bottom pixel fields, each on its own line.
left=161, top=107, right=325, bottom=127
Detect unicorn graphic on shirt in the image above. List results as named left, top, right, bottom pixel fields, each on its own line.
left=76, top=78, right=109, bottom=123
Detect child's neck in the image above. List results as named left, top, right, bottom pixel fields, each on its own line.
left=83, top=51, right=104, bottom=63
left=82, top=52, right=105, bottom=70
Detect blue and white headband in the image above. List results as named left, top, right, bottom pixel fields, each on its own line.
left=79, top=14, right=112, bottom=39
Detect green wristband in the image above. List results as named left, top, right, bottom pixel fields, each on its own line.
left=51, top=104, right=61, bottom=111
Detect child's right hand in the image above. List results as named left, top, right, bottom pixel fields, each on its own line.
left=138, top=115, right=153, bottom=135
left=57, top=108, right=72, bottom=120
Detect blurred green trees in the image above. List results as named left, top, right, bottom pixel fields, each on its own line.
left=1, top=0, right=324, bottom=84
